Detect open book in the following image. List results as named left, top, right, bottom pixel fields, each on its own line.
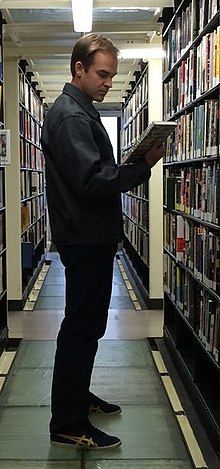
left=122, top=121, right=177, bottom=164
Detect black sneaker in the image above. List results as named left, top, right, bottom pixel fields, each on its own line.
left=89, top=393, right=122, bottom=415
left=50, top=423, right=122, bottom=450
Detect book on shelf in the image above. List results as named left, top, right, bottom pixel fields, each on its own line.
left=21, top=241, right=34, bottom=269
left=0, top=46, right=2, bottom=83
left=21, top=202, right=31, bottom=233
left=162, top=0, right=220, bottom=452
left=199, top=0, right=219, bottom=32
left=122, top=121, right=177, bottom=164
left=20, top=170, right=31, bottom=200
left=164, top=212, right=220, bottom=294
left=0, top=169, right=3, bottom=208
left=165, top=163, right=220, bottom=225
left=30, top=145, right=36, bottom=169
left=129, top=181, right=149, bottom=199
left=31, top=172, right=41, bottom=195
left=122, top=193, right=149, bottom=232
left=0, top=84, right=3, bottom=124
left=19, top=72, right=24, bottom=103
left=24, top=81, right=29, bottom=110
left=213, top=304, right=220, bottom=362
left=164, top=253, right=220, bottom=363
left=198, top=292, right=220, bottom=358
left=124, top=216, right=149, bottom=265
left=0, top=211, right=3, bottom=252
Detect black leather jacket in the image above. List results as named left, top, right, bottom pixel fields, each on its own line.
left=41, top=83, right=151, bottom=245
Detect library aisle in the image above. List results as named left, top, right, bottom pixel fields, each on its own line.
left=0, top=253, right=215, bottom=468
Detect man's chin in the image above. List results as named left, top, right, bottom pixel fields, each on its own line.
left=94, top=95, right=105, bottom=103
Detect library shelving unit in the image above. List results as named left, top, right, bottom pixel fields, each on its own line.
left=0, top=11, right=8, bottom=354
left=121, top=60, right=163, bottom=309
left=162, top=0, right=220, bottom=453
left=4, top=56, right=46, bottom=310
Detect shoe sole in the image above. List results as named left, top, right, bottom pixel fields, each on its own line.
left=50, top=439, right=122, bottom=450
left=89, top=408, right=122, bottom=415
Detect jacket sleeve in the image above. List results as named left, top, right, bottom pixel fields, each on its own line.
left=50, top=115, right=151, bottom=198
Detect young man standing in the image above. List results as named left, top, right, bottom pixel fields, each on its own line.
left=41, top=33, right=164, bottom=450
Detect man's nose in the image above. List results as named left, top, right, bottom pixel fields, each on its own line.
left=105, top=77, right=113, bottom=88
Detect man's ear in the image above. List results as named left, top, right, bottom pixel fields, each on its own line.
left=74, top=61, right=84, bottom=77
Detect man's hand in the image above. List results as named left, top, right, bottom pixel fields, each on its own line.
left=144, top=144, right=165, bottom=168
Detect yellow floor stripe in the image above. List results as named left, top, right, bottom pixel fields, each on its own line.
left=0, top=351, right=16, bottom=375
left=129, top=290, right=138, bottom=301
left=118, top=256, right=207, bottom=467
left=34, top=280, right=44, bottom=290
left=152, top=349, right=208, bottom=468
left=118, top=264, right=124, bottom=273
left=24, top=301, right=35, bottom=311
left=38, top=272, right=47, bottom=281
left=28, top=289, right=40, bottom=302
left=0, top=377, right=5, bottom=392
left=152, top=350, right=168, bottom=374
left=117, top=258, right=143, bottom=311
left=177, top=415, right=208, bottom=468
left=23, top=263, right=50, bottom=311
left=161, top=375, right=184, bottom=413
left=133, top=301, right=142, bottom=310
left=121, top=272, right=128, bottom=280
left=125, top=280, right=133, bottom=290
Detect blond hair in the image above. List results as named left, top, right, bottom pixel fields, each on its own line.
left=70, top=33, right=118, bottom=77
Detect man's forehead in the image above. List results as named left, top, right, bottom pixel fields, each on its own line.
left=93, top=50, right=118, bottom=66
left=97, top=67, right=117, bottom=75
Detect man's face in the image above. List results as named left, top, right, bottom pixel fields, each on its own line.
left=76, top=51, right=118, bottom=102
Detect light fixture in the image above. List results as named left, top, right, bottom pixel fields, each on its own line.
left=71, top=0, right=93, bottom=32
left=119, top=48, right=163, bottom=60
left=108, top=7, right=153, bottom=10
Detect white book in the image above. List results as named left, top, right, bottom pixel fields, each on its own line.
left=122, top=121, right=177, bottom=164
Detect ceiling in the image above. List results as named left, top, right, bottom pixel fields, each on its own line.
left=1, top=0, right=173, bottom=107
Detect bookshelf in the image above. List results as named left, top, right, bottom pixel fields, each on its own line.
left=0, top=11, right=8, bottom=354
left=162, top=0, right=220, bottom=454
left=121, top=60, right=163, bottom=309
left=4, top=56, right=46, bottom=310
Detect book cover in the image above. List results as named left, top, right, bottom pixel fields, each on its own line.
left=122, top=121, right=177, bottom=164
left=21, top=203, right=30, bottom=233
left=176, top=215, right=185, bottom=262
left=166, top=176, right=176, bottom=210
left=21, top=241, right=34, bottom=269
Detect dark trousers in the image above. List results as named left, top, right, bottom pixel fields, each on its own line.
left=50, top=243, right=117, bottom=434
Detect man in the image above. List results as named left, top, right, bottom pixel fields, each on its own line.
left=41, top=33, right=164, bottom=450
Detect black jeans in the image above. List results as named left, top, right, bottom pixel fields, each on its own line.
left=50, top=243, right=117, bottom=434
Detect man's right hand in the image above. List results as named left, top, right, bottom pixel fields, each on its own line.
left=144, top=144, right=164, bottom=168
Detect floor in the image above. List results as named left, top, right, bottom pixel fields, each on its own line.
left=0, top=251, right=209, bottom=468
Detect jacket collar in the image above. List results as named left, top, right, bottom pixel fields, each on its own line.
left=62, top=83, right=99, bottom=120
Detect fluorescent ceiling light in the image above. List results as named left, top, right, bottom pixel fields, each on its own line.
left=71, top=0, right=93, bottom=32
left=119, top=48, right=163, bottom=60
left=109, top=7, right=153, bottom=10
